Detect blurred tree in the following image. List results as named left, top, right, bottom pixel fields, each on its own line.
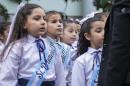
left=0, top=3, right=9, bottom=22
left=9, top=0, right=30, bottom=4
left=64, top=0, right=112, bottom=12
left=93, top=0, right=112, bottom=12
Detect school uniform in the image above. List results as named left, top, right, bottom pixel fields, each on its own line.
left=66, top=44, right=78, bottom=86
left=57, top=41, right=77, bottom=86
left=0, top=35, right=66, bottom=86
left=71, top=47, right=102, bottom=86
left=46, top=36, right=72, bottom=85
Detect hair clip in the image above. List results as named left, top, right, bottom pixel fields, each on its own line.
left=80, top=11, right=102, bottom=25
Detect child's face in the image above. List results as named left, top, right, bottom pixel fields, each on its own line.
left=61, top=23, right=78, bottom=45
left=24, top=7, right=46, bottom=37
left=85, top=21, right=105, bottom=49
left=46, top=13, right=63, bottom=39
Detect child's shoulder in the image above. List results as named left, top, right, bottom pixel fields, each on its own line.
left=57, top=42, right=71, bottom=49
left=75, top=52, right=91, bottom=65
left=13, top=38, right=26, bottom=46
left=8, top=38, right=27, bottom=53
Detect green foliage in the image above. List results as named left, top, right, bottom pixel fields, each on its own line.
left=94, top=0, right=112, bottom=12
left=0, top=3, right=9, bottom=22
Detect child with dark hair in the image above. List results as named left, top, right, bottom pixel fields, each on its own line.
left=60, top=19, right=80, bottom=86
left=72, top=14, right=105, bottom=86
left=61, top=19, right=79, bottom=46
left=0, top=3, right=65, bottom=86
left=46, top=11, right=73, bottom=86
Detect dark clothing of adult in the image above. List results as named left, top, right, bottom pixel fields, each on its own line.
left=98, top=0, right=130, bottom=86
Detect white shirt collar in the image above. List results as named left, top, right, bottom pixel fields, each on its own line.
left=87, top=47, right=102, bottom=54
left=27, top=35, right=42, bottom=43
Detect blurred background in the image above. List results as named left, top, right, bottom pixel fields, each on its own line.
left=0, top=0, right=112, bottom=22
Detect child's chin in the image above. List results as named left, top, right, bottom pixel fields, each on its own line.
left=57, top=33, right=62, bottom=36
left=39, top=32, right=46, bottom=35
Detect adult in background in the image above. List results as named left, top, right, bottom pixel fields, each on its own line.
left=98, top=0, right=130, bottom=86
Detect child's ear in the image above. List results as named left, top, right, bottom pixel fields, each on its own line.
left=84, top=32, right=91, bottom=41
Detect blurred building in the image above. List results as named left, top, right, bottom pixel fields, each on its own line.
left=0, top=0, right=97, bottom=19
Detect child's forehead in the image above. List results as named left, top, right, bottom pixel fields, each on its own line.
left=47, top=13, right=61, bottom=19
left=64, top=23, right=79, bottom=30
left=91, top=21, right=105, bottom=28
left=65, top=22, right=76, bottom=26
left=26, top=8, right=45, bottom=18
left=31, top=7, right=45, bottom=14
left=91, top=20, right=104, bottom=24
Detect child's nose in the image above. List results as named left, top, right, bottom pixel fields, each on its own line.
left=58, top=23, right=63, bottom=27
left=41, top=19, right=46, bottom=25
left=73, top=32, right=77, bottom=36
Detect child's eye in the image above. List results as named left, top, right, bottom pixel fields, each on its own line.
left=33, top=17, right=41, bottom=20
left=75, top=31, right=78, bottom=34
left=68, top=29, right=73, bottom=33
left=69, top=31, right=73, bottom=33
left=43, top=16, right=47, bottom=21
left=59, top=20, right=63, bottom=23
left=96, top=28, right=102, bottom=33
left=51, top=20, right=57, bottom=23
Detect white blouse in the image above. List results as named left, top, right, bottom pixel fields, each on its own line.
left=71, top=47, right=102, bottom=86
left=0, top=35, right=65, bottom=86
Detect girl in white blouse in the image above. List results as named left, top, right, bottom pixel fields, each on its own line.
left=71, top=13, right=105, bottom=86
left=0, top=3, right=65, bottom=86
left=46, top=11, right=72, bottom=86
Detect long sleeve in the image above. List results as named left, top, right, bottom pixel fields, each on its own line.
left=71, top=60, right=86, bottom=86
left=55, top=54, right=66, bottom=86
left=0, top=43, right=21, bottom=86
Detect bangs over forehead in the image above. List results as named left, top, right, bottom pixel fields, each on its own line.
left=46, top=11, right=63, bottom=20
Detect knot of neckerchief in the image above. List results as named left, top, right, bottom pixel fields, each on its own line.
left=35, top=38, right=48, bottom=70
left=92, top=50, right=101, bottom=70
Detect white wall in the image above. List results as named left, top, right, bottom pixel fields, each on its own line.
left=83, top=0, right=96, bottom=17
left=0, top=0, right=83, bottom=16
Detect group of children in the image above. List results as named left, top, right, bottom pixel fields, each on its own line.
left=0, top=3, right=108, bottom=86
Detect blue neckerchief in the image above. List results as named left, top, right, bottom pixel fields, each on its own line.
left=27, top=38, right=56, bottom=86
left=90, top=50, right=101, bottom=86
left=56, top=42, right=71, bottom=69
left=46, top=36, right=71, bottom=67
left=36, top=39, right=48, bottom=69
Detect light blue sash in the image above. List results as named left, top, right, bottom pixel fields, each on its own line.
left=27, top=38, right=56, bottom=86
left=90, top=51, right=101, bottom=86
